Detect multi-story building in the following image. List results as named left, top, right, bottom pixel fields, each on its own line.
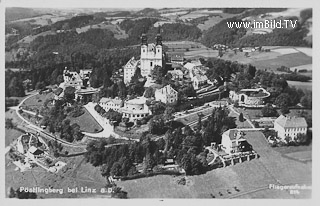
left=221, top=129, right=252, bottom=154
left=140, top=32, right=163, bottom=77
left=99, top=97, right=123, bottom=112
left=155, top=85, right=178, bottom=104
left=120, top=96, right=151, bottom=121
left=123, top=57, right=140, bottom=84
left=274, top=115, right=308, bottom=141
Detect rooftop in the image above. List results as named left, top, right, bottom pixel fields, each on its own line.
left=100, top=97, right=122, bottom=105
left=275, top=115, right=308, bottom=128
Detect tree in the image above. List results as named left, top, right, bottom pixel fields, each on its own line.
left=239, top=112, right=244, bottom=122
left=5, top=118, right=15, bottom=129
left=8, top=77, right=25, bottom=97
left=280, top=106, right=290, bottom=115
left=261, top=104, right=278, bottom=117
left=275, top=93, right=291, bottom=108
left=144, top=87, right=154, bottom=98
left=300, top=91, right=312, bottom=108
left=149, top=115, right=166, bottom=135
left=64, top=86, right=76, bottom=103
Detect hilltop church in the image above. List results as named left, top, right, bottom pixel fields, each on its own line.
left=124, top=27, right=164, bottom=84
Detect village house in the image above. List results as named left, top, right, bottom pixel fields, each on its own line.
left=167, top=69, right=184, bottom=80
left=155, top=84, right=178, bottom=104
left=123, top=57, right=140, bottom=84
left=99, top=97, right=123, bottom=112
left=274, top=115, right=308, bottom=141
left=221, top=129, right=252, bottom=154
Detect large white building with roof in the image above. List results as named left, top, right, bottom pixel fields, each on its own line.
left=221, top=129, right=249, bottom=154
left=140, top=30, right=163, bottom=77
left=274, top=115, right=308, bottom=140
left=99, top=97, right=123, bottom=112
left=120, top=96, right=151, bottom=121
left=123, top=57, right=140, bottom=84
left=155, top=85, right=178, bottom=104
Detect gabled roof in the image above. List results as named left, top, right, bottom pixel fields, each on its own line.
left=100, top=97, right=122, bottom=105
left=275, top=115, right=308, bottom=128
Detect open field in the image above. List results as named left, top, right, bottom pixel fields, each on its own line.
left=11, top=14, right=68, bottom=25
left=22, top=93, right=54, bottom=108
left=222, top=48, right=312, bottom=72
left=118, top=131, right=311, bottom=198
left=5, top=128, right=24, bottom=147
left=69, top=108, right=103, bottom=133
left=287, top=80, right=312, bottom=91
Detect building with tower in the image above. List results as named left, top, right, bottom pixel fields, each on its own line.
left=123, top=27, right=164, bottom=84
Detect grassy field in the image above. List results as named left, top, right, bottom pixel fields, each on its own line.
left=22, top=93, right=54, bottom=108
left=69, top=108, right=103, bottom=133
left=118, top=131, right=311, bottom=198
left=287, top=80, right=312, bottom=91
left=221, top=48, right=312, bottom=72
left=5, top=154, right=109, bottom=198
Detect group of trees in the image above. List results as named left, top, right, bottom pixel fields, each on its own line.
left=40, top=99, right=84, bottom=142
left=94, top=104, right=122, bottom=125
left=86, top=106, right=236, bottom=176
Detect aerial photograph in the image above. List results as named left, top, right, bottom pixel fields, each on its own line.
left=4, top=0, right=313, bottom=200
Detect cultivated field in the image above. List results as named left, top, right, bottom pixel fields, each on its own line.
left=118, top=131, right=311, bottom=198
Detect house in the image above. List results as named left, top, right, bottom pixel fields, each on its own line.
left=221, top=129, right=252, bottom=154
left=123, top=57, right=140, bottom=84
left=274, top=115, right=308, bottom=141
left=192, top=74, right=208, bottom=90
left=167, top=69, right=184, bottom=80
left=99, top=97, right=123, bottom=112
left=120, top=96, right=151, bottom=121
left=155, top=85, right=178, bottom=104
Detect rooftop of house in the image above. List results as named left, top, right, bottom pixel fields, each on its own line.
left=168, top=69, right=184, bottom=76
left=125, top=57, right=140, bottom=68
left=275, top=115, right=308, bottom=128
left=155, top=84, right=178, bottom=95
left=125, top=96, right=148, bottom=105
left=100, top=97, right=122, bottom=105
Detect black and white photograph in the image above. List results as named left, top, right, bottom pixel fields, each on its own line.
left=2, top=0, right=317, bottom=201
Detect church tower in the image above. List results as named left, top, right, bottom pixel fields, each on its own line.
left=140, top=26, right=163, bottom=78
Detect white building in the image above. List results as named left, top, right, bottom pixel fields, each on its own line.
left=229, top=88, right=270, bottom=107
left=63, top=68, right=83, bottom=90
left=140, top=30, right=163, bottom=78
left=123, top=57, right=140, bottom=84
left=274, top=115, right=308, bottom=141
left=99, top=97, right=123, bottom=112
left=167, top=69, right=184, bottom=80
left=155, top=85, right=178, bottom=104
left=120, top=96, right=151, bottom=121
left=221, top=129, right=248, bottom=154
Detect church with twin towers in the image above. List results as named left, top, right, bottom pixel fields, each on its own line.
left=123, top=27, right=164, bottom=84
